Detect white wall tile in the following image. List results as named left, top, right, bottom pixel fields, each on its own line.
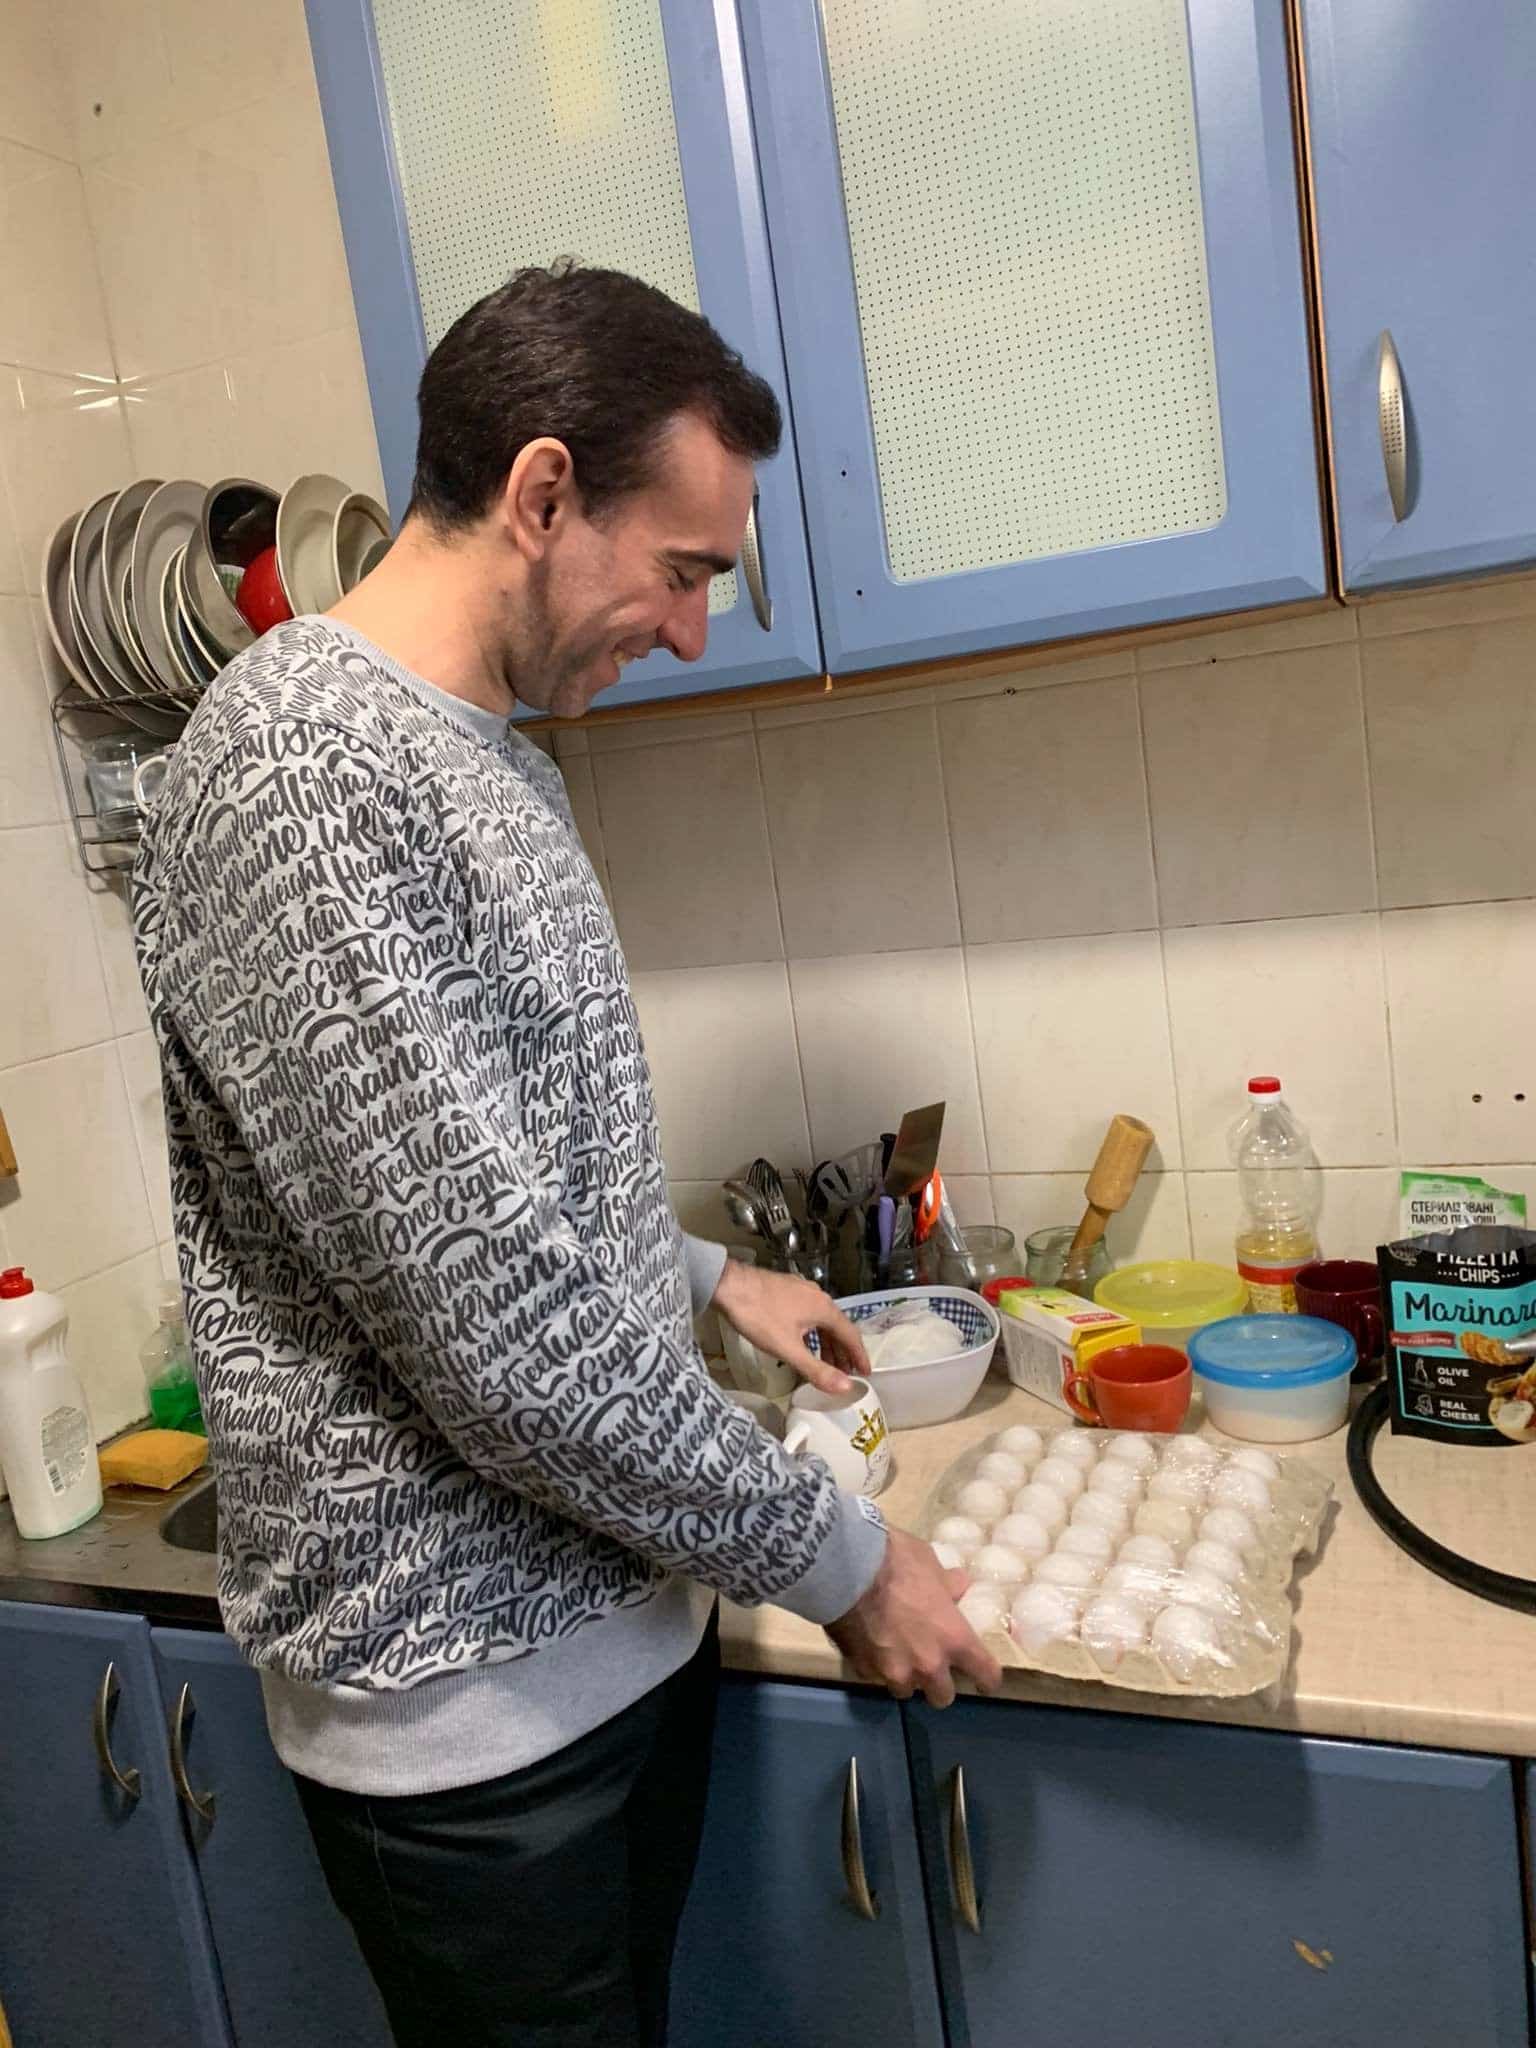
left=938, top=675, right=1155, bottom=943
left=753, top=683, right=934, bottom=729
left=587, top=710, right=751, bottom=753
left=0, top=144, right=115, bottom=377
left=0, top=0, right=73, bottom=158
left=1187, top=1168, right=1399, bottom=1265
left=759, top=704, right=960, bottom=959
left=0, top=825, right=113, bottom=1066
left=59, top=1247, right=164, bottom=1439
left=942, top=1176, right=996, bottom=1226
left=1383, top=901, right=1536, bottom=1164
left=1136, top=604, right=1354, bottom=671
left=936, top=647, right=1134, bottom=706
left=558, top=755, right=610, bottom=900
left=668, top=1179, right=754, bottom=1252
left=789, top=949, right=987, bottom=1173
left=594, top=733, right=781, bottom=970
left=1355, top=571, right=1536, bottom=640
left=0, top=1041, right=154, bottom=1286
left=87, top=873, right=149, bottom=1036
left=1364, top=618, right=1536, bottom=908
left=117, top=1030, right=172, bottom=1243
left=991, top=1171, right=1191, bottom=1267
left=0, top=365, right=134, bottom=597
left=1142, top=643, right=1376, bottom=926
left=1163, top=914, right=1396, bottom=1170
left=0, top=596, right=64, bottom=827
left=631, top=962, right=810, bottom=1179
left=966, top=932, right=1180, bottom=1173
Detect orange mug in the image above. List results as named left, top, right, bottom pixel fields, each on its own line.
left=1066, top=1343, right=1191, bottom=1432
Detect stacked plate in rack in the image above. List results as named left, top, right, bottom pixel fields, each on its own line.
left=42, top=473, right=390, bottom=738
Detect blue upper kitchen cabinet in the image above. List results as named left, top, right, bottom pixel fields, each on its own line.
left=1298, top=1, right=1536, bottom=590
left=303, top=0, right=823, bottom=708
left=670, top=1677, right=945, bottom=2048
left=741, top=0, right=1327, bottom=674
left=0, top=1603, right=231, bottom=2048
left=907, top=1696, right=1530, bottom=2048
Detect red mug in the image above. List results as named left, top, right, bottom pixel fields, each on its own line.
left=1066, top=1344, right=1191, bottom=1432
left=1295, top=1260, right=1384, bottom=1381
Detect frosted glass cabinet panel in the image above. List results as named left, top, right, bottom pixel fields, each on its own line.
left=304, top=0, right=822, bottom=705
left=743, top=0, right=1326, bottom=674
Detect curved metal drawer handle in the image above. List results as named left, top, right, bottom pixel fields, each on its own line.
left=948, top=1765, right=982, bottom=1933
left=740, top=495, right=773, bottom=632
left=1377, top=330, right=1409, bottom=522
left=169, top=1683, right=217, bottom=1826
left=840, top=1757, right=879, bottom=1920
left=92, top=1661, right=142, bottom=1804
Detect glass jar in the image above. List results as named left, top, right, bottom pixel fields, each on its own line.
left=938, top=1224, right=1018, bottom=1291
left=1024, top=1224, right=1113, bottom=1293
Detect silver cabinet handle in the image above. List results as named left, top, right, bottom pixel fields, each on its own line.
left=840, top=1757, right=879, bottom=1920
left=169, top=1683, right=216, bottom=1826
left=740, top=494, right=773, bottom=632
left=947, top=1765, right=982, bottom=1933
left=1377, top=330, right=1409, bottom=522
left=92, top=1661, right=142, bottom=1804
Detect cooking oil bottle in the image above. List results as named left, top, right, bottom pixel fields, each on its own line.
left=1231, top=1077, right=1320, bottom=1312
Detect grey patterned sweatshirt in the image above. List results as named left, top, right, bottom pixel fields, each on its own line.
left=133, top=619, right=884, bottom=1794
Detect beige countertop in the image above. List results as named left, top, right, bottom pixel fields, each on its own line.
left=720, top=1374, right=1536, bottom=1759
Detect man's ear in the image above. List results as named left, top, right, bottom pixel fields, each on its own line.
left=500, top=437, right=578, bottom=560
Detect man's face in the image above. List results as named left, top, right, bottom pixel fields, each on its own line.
left=508, top=412, right=756, bottom=720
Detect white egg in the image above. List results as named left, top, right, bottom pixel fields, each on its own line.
left=1161, top=1435, right=1220, bottom=1469
left=933, top=1515, right=986, bottom=1560
left=1184, top=1537, right=1245, bottom=1584
left=1117, top=1532, right=1176, bottom=1571
left=1151, top=1600, right=1227, bottom=1677
left=995, top=1424, right=1046, bottom=1466
left=1033, top=1457, right=1087, bottom=1504
left=1210, top=1466, right=1274, bottom=1518
left=955, top=1479, right=1010, bottom=1523
left=931, top=1540, right=967, bottom=1571
left=992, top=1512, right=1052, bottom=1563
left=1200, top=1506, right=1260, bottom=1555
left=1012, top=1484, right=1069, bottom=1536
left=1103, top=1561, right=1167, bottom=1609
left=1071, top=1492, right=1131, bottom=1539
left=1054, top=1523, right=1115, bottom=1569
left=1046, top=1430, right=1101, bottom=1467
left=1147, top=1466, right=1207, bottom=1507
left=975, top=1451, right=1028, bottom=1492
left=972, top=1542, right=1031, bottom=1585
left=1033, top=1552, right=1101, bottom=1591
left=1229, top=1447, right=1281, bottom=1482
left=1087, top=1461, right=1144, bottom=1502
left=1132, top=1500, right=1195, bottom=1551
left=1009, top=1581, right=1083, bottom=1656
left=1081, top=1592, right=1149, bottom=1672
left=1103, top=1433, right=1158, bottom=1470
left=1167, top=1566, right=1235, bottom=1617
left=959, top=1584, right=1010, bottom=1634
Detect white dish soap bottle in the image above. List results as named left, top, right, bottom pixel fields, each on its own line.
left=0, top=1267, right=102, bottom=1538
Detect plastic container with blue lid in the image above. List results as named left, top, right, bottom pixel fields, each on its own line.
left=1188, top=1314, right=1356, bottom=1443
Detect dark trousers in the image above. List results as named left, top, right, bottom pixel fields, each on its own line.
left=295, top=1616, right=720, bottom=2048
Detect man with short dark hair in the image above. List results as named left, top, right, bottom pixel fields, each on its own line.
left=135, top=265, right=996, bottom=2047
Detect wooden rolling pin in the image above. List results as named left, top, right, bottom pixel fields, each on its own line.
left=1060, top=1114, right=1156, bottom=1289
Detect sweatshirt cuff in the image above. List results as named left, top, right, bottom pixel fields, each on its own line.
left=681, top=1231, right=730, bottom=1316
left=772, top=1491, right=889, bottom=1626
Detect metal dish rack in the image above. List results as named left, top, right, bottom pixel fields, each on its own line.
left=51, top=685, right=189, bottom=878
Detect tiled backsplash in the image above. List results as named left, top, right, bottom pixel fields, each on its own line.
left=551, top=581, right=1536, bottom=1271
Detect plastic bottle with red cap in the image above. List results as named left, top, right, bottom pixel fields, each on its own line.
left=0, top=1266, right=102, bottom=1538
left=1229, top=1078, right=1321, bottom=1312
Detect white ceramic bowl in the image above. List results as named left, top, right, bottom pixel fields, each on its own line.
left=832, top=1286, right=1000, bottom=1428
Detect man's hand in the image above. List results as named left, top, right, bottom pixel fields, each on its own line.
left=711, top=1259, right=868, bottom=1395
left=827, top=1529, right=1004, bottom=1709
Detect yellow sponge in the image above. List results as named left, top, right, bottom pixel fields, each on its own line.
left=99, top=1429, right=208, bottom=1491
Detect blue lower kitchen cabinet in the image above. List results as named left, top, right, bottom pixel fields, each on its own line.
left=149, top=1629, right=393, bottom=2048
left=906, top=1696, right=1530, bottom=2048
left=670, top=1676, right=945, bottom=2048
left=0, top=1602, right=231, bottom=2047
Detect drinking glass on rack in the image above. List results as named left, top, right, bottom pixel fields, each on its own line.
left=81, top=734, right=169, bottom=836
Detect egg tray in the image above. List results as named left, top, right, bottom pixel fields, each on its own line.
left=921, top=1424, right=1333, bottom=1700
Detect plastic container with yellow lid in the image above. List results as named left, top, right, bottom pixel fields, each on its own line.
left=1092, top=1261, right=1248, bottom=1353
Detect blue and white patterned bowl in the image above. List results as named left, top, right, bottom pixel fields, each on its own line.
left=833, top=1286, right=1000, bottom=1429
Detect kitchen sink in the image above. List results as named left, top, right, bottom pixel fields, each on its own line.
left=160, top=1480, right=218, bottom=1554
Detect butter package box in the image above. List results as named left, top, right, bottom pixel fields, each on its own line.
left=1379, top=1225, right=1536, bottom=1446
left=996, top=1287, right=1139, bottom=1414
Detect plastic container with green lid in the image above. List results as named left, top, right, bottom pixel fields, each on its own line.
left=1092, top=1261, right=1248, bottom=1353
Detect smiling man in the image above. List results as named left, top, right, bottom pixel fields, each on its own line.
left=133, top=264, right=995, bottom=2048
